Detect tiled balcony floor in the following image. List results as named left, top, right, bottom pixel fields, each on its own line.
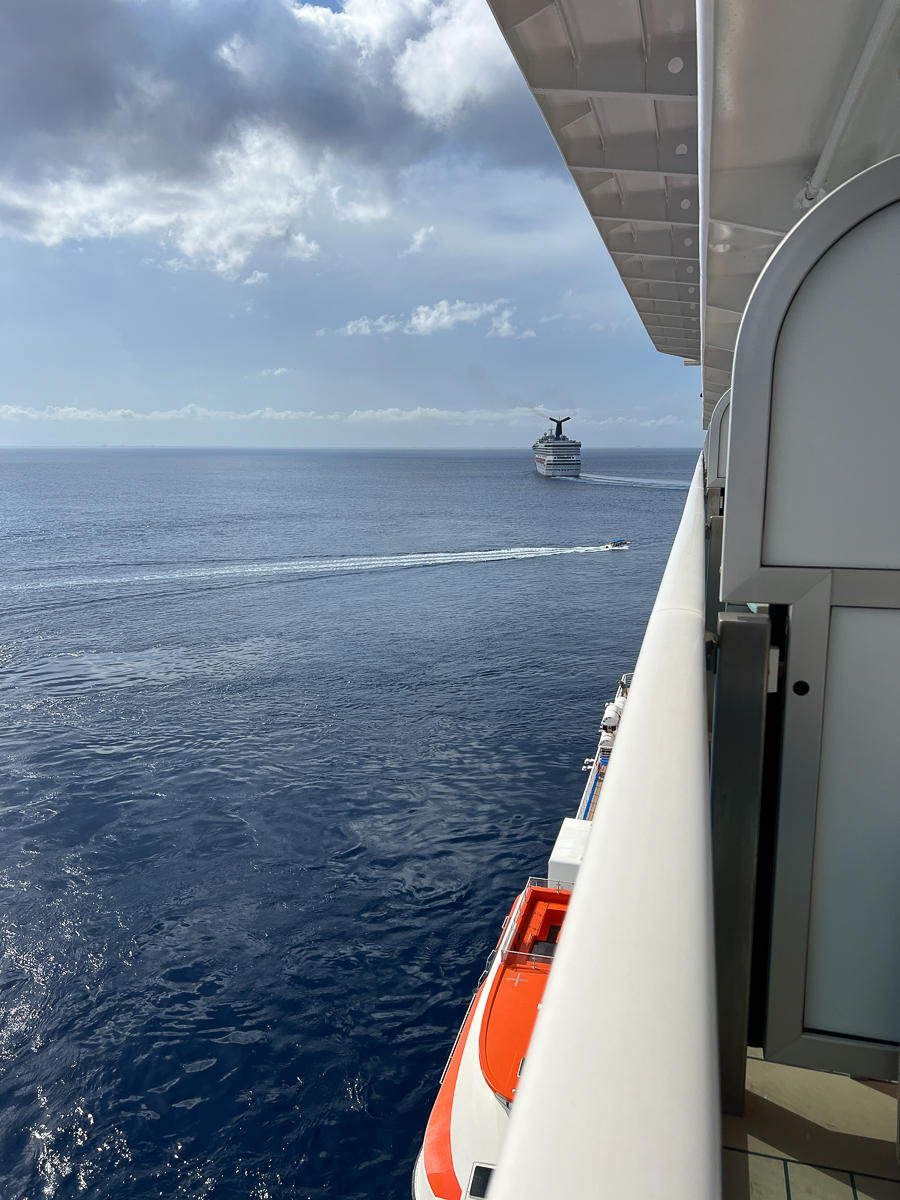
left=723, top=1050, right=899, bottom=1199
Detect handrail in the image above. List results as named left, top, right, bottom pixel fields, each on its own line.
left=489, top=456, right=721, bottom=1200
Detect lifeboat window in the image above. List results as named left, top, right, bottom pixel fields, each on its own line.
left=530, top=940, right=557, bottom=958
left=469, top=1165, right=494, bottom=1198
left=547, top=925, right=561, bottom=944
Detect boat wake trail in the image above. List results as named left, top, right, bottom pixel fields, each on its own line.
left=3, top=545, right=623, bottom=596
left=567, top=473, right=690, bottom=489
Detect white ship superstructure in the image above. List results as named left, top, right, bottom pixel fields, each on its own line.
left=532, top=417, right=581, bottom=476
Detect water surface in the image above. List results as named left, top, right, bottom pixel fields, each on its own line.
left=0, top=447, right=695, bottom=1198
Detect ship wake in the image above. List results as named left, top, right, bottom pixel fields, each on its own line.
left=3, top=545, right=624, bottom=596
left=566, top=473, right=690, bottom=489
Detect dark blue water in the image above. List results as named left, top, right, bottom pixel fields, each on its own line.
left=0, top=448, right=695, bottom=1198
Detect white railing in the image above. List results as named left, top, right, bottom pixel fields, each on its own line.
left=489, top=456, right=721, bottom=1200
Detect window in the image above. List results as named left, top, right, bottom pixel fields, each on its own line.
left=469, top=1164, right=494, bottom=1197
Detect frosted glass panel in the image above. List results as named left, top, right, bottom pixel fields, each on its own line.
left=804, top=607, right=900, bottom=1042
left=716, top=402, right=730, bottom=481
left=763, top=202, right=900, bottom=569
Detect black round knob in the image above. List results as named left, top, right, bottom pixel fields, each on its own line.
left=792, top=680, right=810, bottom=696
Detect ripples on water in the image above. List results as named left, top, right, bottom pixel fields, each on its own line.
left=0, top=448, right=696, bottom=1198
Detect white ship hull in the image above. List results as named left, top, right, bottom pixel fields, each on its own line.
left=532, top=436, right=581, bottom=477
left=533, top=454, right=580, bottom=477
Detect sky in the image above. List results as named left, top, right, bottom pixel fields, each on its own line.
left=0, top=0, right=702, bottom=449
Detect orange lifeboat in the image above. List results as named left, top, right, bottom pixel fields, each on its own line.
left=478, top=883, right=570, bottom=1103
left=414, top=879, right=572, bottom=1199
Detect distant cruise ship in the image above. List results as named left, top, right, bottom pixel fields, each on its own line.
left=532, top=417, right=581, bottom=477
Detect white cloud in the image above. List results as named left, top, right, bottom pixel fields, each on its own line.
left=0, top=403, right=685, bottom=429
left=338, top=407, right=682, bottom=428
left=0, top=124, right=323, bottom=277
left=290, top=0, right=431, bottom=55
left=337, top=298, right=512, bottom=336
left=394, top=0, right=515, bottom=122
left=487, top=308, right=516, bottom=338
left=243, top=271, right=269, bottom=285
left=290, top=0, right=513, bottom=125
left=330, top=185, right=392, bottom=223
left=0, top=0, right=532, bottom=284
left=287, top=232, right=320, bottom=259
left=0, top=404, right=333, bottom=422
left=401, top=225, right=434, bottom=255
left=217, top=33, right=255, bottom=75
left=343, top=405, right=520, bottom=423
left=343, top=315, right=404, bottom=335
left=406, top=298, right=499, bottom=334
left=261, top=367, right=288, bottom=376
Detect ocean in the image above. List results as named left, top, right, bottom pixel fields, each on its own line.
left=0, top=447, right=695, bottom=1199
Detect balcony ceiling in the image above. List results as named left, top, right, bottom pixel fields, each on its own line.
left=486, top=0, right=702, bottom=366
left=489, top=0, right=900, bottom=427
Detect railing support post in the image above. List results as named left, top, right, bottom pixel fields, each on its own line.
left=711, top=612, right=770, bottom=1115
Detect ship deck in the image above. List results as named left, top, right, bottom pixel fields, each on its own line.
left=723, top=1049, right=899, bottom=1199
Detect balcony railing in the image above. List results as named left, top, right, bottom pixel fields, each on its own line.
left=489, top=456, right=721, bottom=1200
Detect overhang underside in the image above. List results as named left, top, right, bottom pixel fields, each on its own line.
left=489, top=0, right=900, bottom=428
left=487, top=0, right=701, bottom=365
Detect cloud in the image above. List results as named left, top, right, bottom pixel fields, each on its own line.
left=330, top=185, right=392, bottom=223
left=337, top=298, right=513, bottom=336
left=0, top=403, right=684, bottom=429
left=406, top=299, right=500, bottom=334
left=487, top=309, right=515, bottom=337
left=217, top=33, right=260, bottom=78
left=0, top=123, right=324, bottom=276
left=343, top=406, right=523, bottom=423
left=290, top=0, right=431, bottom=56
left=287, top=231, right=320, bottom=259
left=343, top=315, right=404, bottom=335
left=485, top=307, right=536, bottom=339
left=243, top=271, right=269, bottom=285
left=0, top=404, right=331, bottom=422
left=0, top=402, right=532, bottom=426
left=401, top=224, right=434, bottom=255
left=0, top=0, right=532, bottom=275
left=262, top=367, right=288, bottom=376
left=394, top=0, right=516, bottom=122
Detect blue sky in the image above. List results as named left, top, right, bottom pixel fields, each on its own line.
left=0, top=0, right=702, bottom=449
